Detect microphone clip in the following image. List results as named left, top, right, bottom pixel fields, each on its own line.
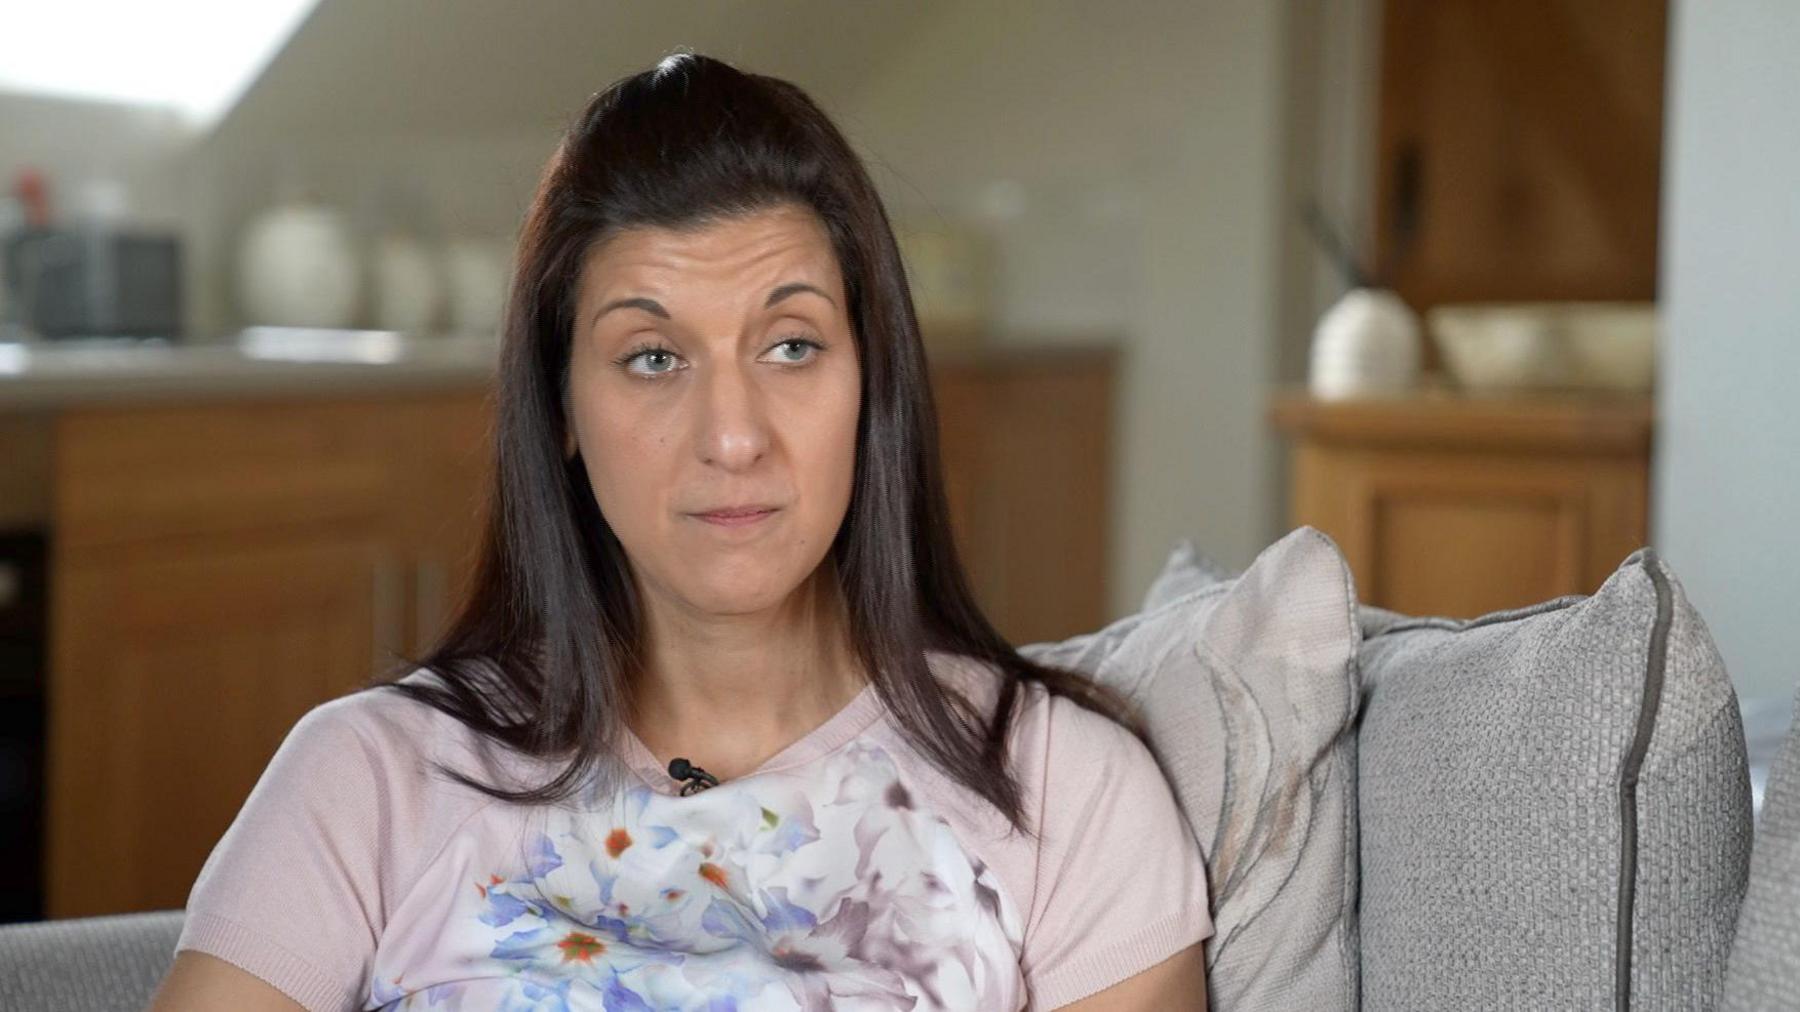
left=668, top=757, right=721, bottom=796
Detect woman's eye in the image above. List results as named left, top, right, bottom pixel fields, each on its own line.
left=616, top=345, right=682, bottom=377
left=615, top=337, right=822, bottom=378
left=765, top=337, right=824, bottom=365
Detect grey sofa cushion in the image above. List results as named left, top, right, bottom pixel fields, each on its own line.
left=1723, top=685, right=1800, bottom=1010
left=1139, top=536, right=1237, bottom=612
left=1358, top=548, right=1752, bottom=1011
left=1022, top=526, right=1361, bottom=1011
left=1739, top=692, right=1796, bottom=818
left=0, top=909, right=184, bottom=1011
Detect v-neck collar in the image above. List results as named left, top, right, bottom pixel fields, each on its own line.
left=616, top=679, right=886, bottom=797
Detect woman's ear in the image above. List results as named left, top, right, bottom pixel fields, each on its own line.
left=563, top=427, right=577, bottom=460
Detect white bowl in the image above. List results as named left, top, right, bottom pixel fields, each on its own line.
left=1427, top=301, right=1658, bottom=393
left=1428, top=304, right=1569, bottom=391
left=1559, top=302, right=1657, bottom=392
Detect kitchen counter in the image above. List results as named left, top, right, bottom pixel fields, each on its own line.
left=0, top=329, right=499, bottom=412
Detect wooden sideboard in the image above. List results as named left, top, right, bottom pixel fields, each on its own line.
left=33, top=342, right=1115, bottom=917
left=1270, top=386, right=1653, bottom=619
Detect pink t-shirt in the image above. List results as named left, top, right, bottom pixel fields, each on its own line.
left=176, top=649, right=1213, bottom=1010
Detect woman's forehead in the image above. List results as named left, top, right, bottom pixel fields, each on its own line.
left=585, top=205, right=838, bottom=284
left=575, top=208, right=848, bottom=336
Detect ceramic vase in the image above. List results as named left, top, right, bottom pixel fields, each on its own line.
left=237, top=201, right=361, bottom=328
left=1307, top=287, right=1422, bottom=399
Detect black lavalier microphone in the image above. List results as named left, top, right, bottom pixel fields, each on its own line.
left=668, top=757, right=721, bottom=796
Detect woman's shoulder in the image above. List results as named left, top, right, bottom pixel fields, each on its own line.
left=921, top=649, right=1146, bottom=769
left=277, top=666, right=536, bottom=805
left=290, top=668, right=458, bottom=757
left=179, top=670, right=516, bottom=1007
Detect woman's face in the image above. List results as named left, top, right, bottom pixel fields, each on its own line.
left=565, top=203, right=862, bottom=621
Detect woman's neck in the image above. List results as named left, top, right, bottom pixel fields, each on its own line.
left=624, top=571, right=869, bottom=780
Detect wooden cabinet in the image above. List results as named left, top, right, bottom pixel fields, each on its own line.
left=47, top=532, right=390, bottom=916
left=1375, top=0, right=1667, bottom=349
left=1270, top=387, right=1652, bottom=618
left=45, top=389, right=492, bottom=917
left=929, top=345, right=1117, bottom=646
left=381, top=395, right=495, bottom=653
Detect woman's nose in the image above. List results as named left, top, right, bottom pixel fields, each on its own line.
left=696, top=357, right=771, bottom=470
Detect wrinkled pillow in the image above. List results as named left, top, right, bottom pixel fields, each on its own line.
left=1139, top=537, right=1237, bottom=612
left=1020, top=526, right=1361, bottom=1010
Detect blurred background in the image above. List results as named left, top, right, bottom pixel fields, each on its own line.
left=0, top=0, right=1794, bottom=923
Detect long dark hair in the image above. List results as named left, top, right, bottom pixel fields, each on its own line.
left=380, top=50, right=1139, bottom=838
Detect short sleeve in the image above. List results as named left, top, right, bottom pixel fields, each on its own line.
left=1019, top=694, right=1214, bottom=1009
left=175, top=698, right=394, bottom=1011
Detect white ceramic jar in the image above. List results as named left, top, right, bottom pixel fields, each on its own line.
left=371, top=232, right=443, bottom=333
left=1307, top=288, right=1423, bottom=399
left=237, top=202, right=362, bottom=329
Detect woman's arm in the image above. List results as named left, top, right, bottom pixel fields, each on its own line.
left=1054, top=940, right=1207, bottom=1011
left=148, top=951, right=307, bottom=1011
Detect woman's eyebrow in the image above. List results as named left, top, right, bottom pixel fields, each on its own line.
left=590, top=281, right=835, bottom=328
left=763, top=281, right=835, bottom=309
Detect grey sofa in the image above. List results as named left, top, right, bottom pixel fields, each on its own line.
left=3, top=548, right=1795, bottom=1011
left=0, top=910, right=184, bottom=1009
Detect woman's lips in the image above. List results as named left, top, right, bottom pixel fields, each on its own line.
left=693, top=508, right=778, bottom=528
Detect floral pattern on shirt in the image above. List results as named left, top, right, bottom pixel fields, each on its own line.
left=370, top=739, right=1022, bottom=1010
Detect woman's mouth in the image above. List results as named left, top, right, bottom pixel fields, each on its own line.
left=692, top=507, right=779, bottom=528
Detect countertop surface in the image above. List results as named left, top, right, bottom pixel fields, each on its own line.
left=1268, top=382, right=1655, bottom=452
left=0, top=329, right=499, bottom=412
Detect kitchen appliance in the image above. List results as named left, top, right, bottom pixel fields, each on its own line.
left=3, top=227, right=183, bottom=339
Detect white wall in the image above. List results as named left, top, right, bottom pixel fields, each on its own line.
left=1655, top=0, right=1800, bottom=700
left=0, top=93, right=193, bottom=230
left=1269, top=0, right=1381, bottom=533
left=844, top=0, right=1291, bottom=614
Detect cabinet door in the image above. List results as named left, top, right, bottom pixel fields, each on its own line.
left=1375, top=0, right=1666, bottom=314
left=46, top=531, right=398, bottom=917
left=385, top=391, right=494, bottom=657
left=928, top=367, right=996, bottom=607
left=931, top=352, right=1116, bottom=645
left=1292, top=444, right=1647, bottom=618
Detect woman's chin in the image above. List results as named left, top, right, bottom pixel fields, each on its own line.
left=682, top=577, right=797, bottom=617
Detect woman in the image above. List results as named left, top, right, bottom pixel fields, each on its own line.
left=153, top=51, right=1211, bottom=1011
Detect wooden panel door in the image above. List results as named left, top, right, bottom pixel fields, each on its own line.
left=384, top=391, right=495, bottom=659
left=1375, top=0, right=1667, bottom=314
left=930, top=347, right=1117, bottom=645
left=973, top=356, right=1115, bottom=645
left=1288, top=443, right=1648, bottom=618
left=46, top=531, right=397, bottom=916
left=927, top=366, right=996, bottom=610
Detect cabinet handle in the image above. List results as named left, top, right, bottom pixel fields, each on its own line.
left=372, top=554, right=404, bottom=677
left=414, top=558, right=448, bottom=654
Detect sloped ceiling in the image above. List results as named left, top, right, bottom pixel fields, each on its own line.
left=215, top=0, right=947, bottom=140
